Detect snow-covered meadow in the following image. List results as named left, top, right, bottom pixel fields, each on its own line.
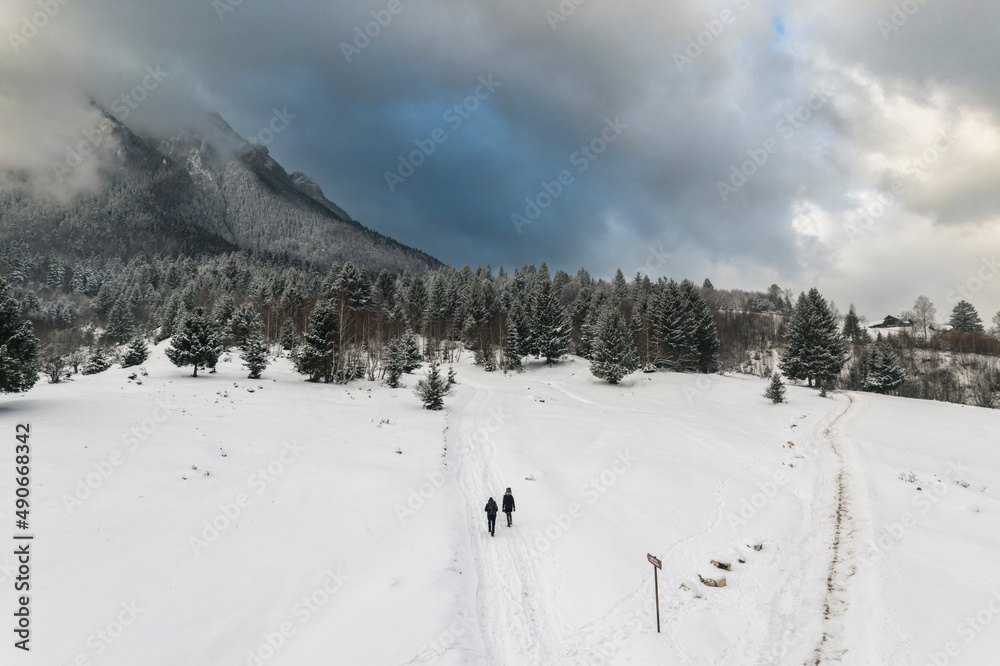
left=2, top=342, right=999, bottom=665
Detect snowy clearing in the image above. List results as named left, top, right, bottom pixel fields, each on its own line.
left=2, top=343, right=999, bottom=665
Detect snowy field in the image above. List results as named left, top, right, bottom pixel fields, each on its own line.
left=2, top=342, right=999, bottom=665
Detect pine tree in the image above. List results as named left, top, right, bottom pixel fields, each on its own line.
left=229, top=304, right=262, bottom=351
left=0, top=276, right=40, bottom=394
left=384, top=338, right=406, bottom=388
left=280, top=320, right=297, bottom=351
left=82, top=347, right=112, bottom=375
left=764, top=373, right=786, bottom=403
left=842, top=304, right=865, bottom=343
left=683, top=280, right=719, bottom=372
left=447, top=365, right=457, bottom=387
left=121, top=336, right=149, bottom=368
left=531, top=268, right=571, bottom=363
left=652, top=279, right=705, bottom=371
left=212, top=296, right=236, bottom=339
left=949, top=300, right=984, bottom=332
left=863, top=340, right=906, bottom=394
left=294, top=300, right=340, bottom=383
left=590, top=308, right=640, bottom=384
left=105, top=298, right=135, bottom=344
left=402, top=328, right=422, bottom=372
left=414, top=361, right=453, bottom=410
left=166, top=308, right=222, bottom=377
left=241, top=332, right=269, bottom=379
left=780, top=289, right=847, bottom=387
left=501, top=319, right=524, bottom=372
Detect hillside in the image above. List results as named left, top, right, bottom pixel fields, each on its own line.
left=0, top=108, right=441, bottom=275
left=4, top=347, right=998, bottom=665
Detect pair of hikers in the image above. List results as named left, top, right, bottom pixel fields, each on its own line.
left=484, top=488, right=515, bottom=537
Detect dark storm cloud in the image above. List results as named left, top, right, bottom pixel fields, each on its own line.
left=1, top=0, right=998, bottom=317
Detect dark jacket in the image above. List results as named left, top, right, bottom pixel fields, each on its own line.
left=502, top=493, right=515, bottom=513
left=485, top=499, right=498, bottom=517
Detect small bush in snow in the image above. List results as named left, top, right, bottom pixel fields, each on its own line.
left=764, top=373, right=786, bottom=404
left=415, top=361, right=453, bottom=410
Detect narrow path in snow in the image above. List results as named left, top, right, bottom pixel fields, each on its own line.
left=449, top=379, right=568, bottom=666
left=741, top=391, right=887, bottom=665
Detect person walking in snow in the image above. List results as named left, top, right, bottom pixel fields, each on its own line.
left=485, top=497, right=498, bottom=537
left=502, top=488, right=515, bottom=527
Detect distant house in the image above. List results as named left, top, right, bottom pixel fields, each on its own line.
left=870, top=315, right=913, bottom=329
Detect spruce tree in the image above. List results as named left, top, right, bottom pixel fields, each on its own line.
left=402, top=328, right=422, bottom=372
left=166, top=308, right=222, bottom=377
left=294, top=300, right=340, bottom=383
left=0, top=276, right=40, bottom=394
left=842, top=304, right=865, bottom=343
left=229, top=304, right=262, bottom=350
left=121, top=336, right=149, bottom=368
left=241, top=332, right=269, bottom=379
left=212, top=296, right=236, bottom=339
left=414, top=361, right=453, bottom=410
left=384, top=338, right=406, bottom=388
left=531, top=268, right=571, bottom=363
left=949, top=300, right=984, bottom=332
left=105, top=298, right=135, bottom=344
left=683, top=280, right=720, bottom=372
left=280, top=320, right=297, bottom=351
left=501, top=319, right=524, bottom=372
left=764, top=373, right=786, bottom=403
left=780, top=289, right=847, bottom=387
left=653, top=279, right=709, bottom=371
left=82, top=347, right=112, bottom=375
left=863, top=340, right=906, bottom=394
left=590, top=308, right=640, bottom=384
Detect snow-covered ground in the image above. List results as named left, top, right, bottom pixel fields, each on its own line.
left=1, top=343, right=998, bottom=665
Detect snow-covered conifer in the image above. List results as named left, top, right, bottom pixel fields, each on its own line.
left=166, top=308, right=222, bottom=377
left=590, top=307, right=640, bottom=384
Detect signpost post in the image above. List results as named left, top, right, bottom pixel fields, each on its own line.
left=647, top=553, right=662, bottom=633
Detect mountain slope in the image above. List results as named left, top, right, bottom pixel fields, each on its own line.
left=0, top=108, right=441, bottom=274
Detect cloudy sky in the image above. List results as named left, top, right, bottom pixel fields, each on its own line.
left=1, top=0, right=998, bottom=322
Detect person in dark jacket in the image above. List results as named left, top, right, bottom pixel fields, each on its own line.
left=485, top=497, right=498, bottom=536
left=502, top=488, right=515, bottom=527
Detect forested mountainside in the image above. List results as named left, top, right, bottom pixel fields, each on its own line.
left=0, top=108, right=441, bottom=275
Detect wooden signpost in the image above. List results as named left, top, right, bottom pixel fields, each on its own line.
left=647, top=553, right=662, bottom=633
